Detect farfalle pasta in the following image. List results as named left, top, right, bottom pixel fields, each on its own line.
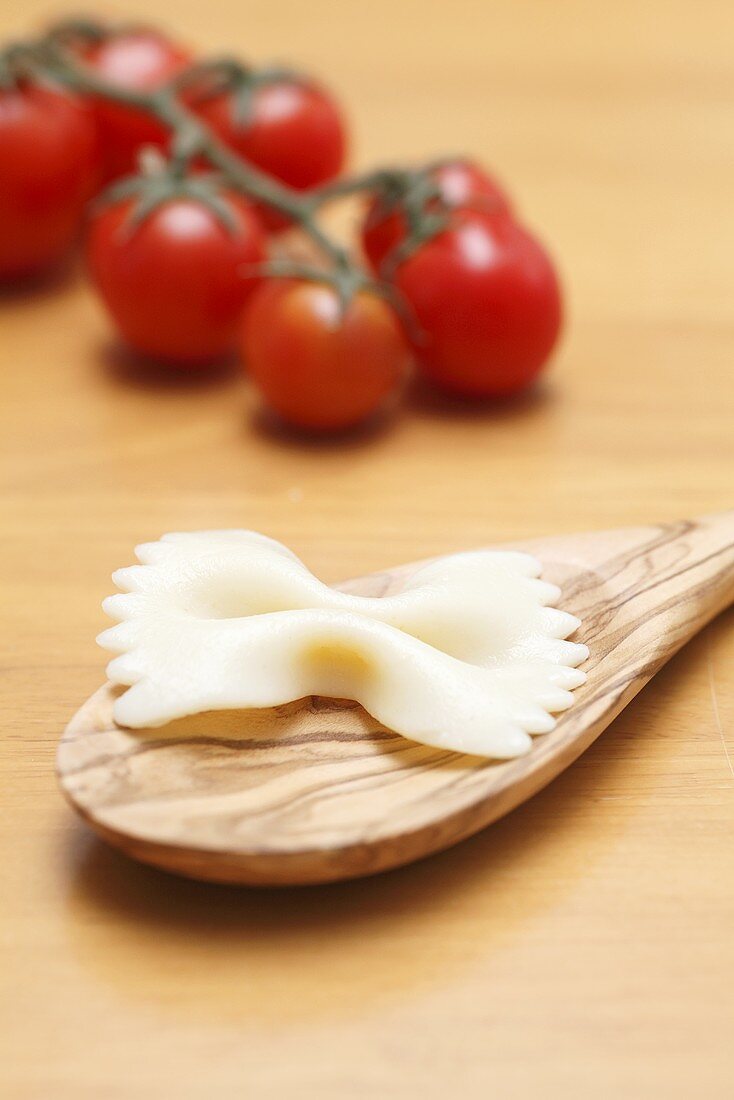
left=98, top=531, right=588, bottom=758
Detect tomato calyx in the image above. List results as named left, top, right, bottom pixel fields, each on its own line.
left=364, top=157, right=513, bottom=276
left=365, top=165, right=453, bottom=276
left=257, top=258, right=404, bottom=320
left=96, top=156, right=245, bottom=235
left=176, top=57, right=306, bottom=130
left=0, top=41, right=45, bottom=90
left=44, top=17, right=162, bottom=53
left=44, top=17, right=112, bottom=50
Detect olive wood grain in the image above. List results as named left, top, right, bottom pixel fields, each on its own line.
left=57, top=511, right=734, bottom=885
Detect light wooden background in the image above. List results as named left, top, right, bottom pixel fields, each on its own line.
left=1, top=1, right=733, bottom=1096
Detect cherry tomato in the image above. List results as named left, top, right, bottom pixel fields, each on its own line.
left=81, top=30, right=193, bottom=182
left=0, top=81, right=98, bottom=279
left=393, top=212, right=561, bottom=398
left=191, top=80, right=346, bottom=230
left=87, top=193, right=266, bottom=365
left=362, top=160, right=512, bottom=273
left=241, top=280, right=409, bottom=431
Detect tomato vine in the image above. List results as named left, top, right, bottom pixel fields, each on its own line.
left=0, top=17, right=440, bottom=300
left=0, top=17, right=563, bottom=428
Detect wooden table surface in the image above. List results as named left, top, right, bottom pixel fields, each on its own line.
left=2, top=1, right=733, bottom=1096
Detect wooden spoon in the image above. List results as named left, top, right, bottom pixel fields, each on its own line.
left=58, top=511, right=734, bottom=885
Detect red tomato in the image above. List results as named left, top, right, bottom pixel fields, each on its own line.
left=191, top=80, right=346, bottom=230
left=393, top=212, right=561, bottom=398
left=81, top=30, right=193, bottom=182
left=0, top=82, right=98, bottom=279
left=362, top=160, right=512, bottom=273
left=241, top=280, right=409, bottom=431
left=87, top=194, right=266, bottom=365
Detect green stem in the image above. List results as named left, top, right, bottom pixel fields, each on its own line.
left=34, top=38, right=353, bottom=270
left=310, top=168, right=408, bottom=206
left=3, top=23, right=452, bottom=285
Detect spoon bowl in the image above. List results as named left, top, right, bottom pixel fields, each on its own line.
left=58, top=511, right=734, bottom=884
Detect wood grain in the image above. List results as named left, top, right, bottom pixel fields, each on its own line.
left=57, top=513, right=734, bottom=884
left=2, top=0, right=734, bottom=1096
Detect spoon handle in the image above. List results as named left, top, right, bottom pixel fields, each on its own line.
left=565, top=511, right=734, bottom=723
left=691, top=509, right=734, bottom=617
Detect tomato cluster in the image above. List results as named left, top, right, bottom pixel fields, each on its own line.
left=0, top=20, right=563, bottom=434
